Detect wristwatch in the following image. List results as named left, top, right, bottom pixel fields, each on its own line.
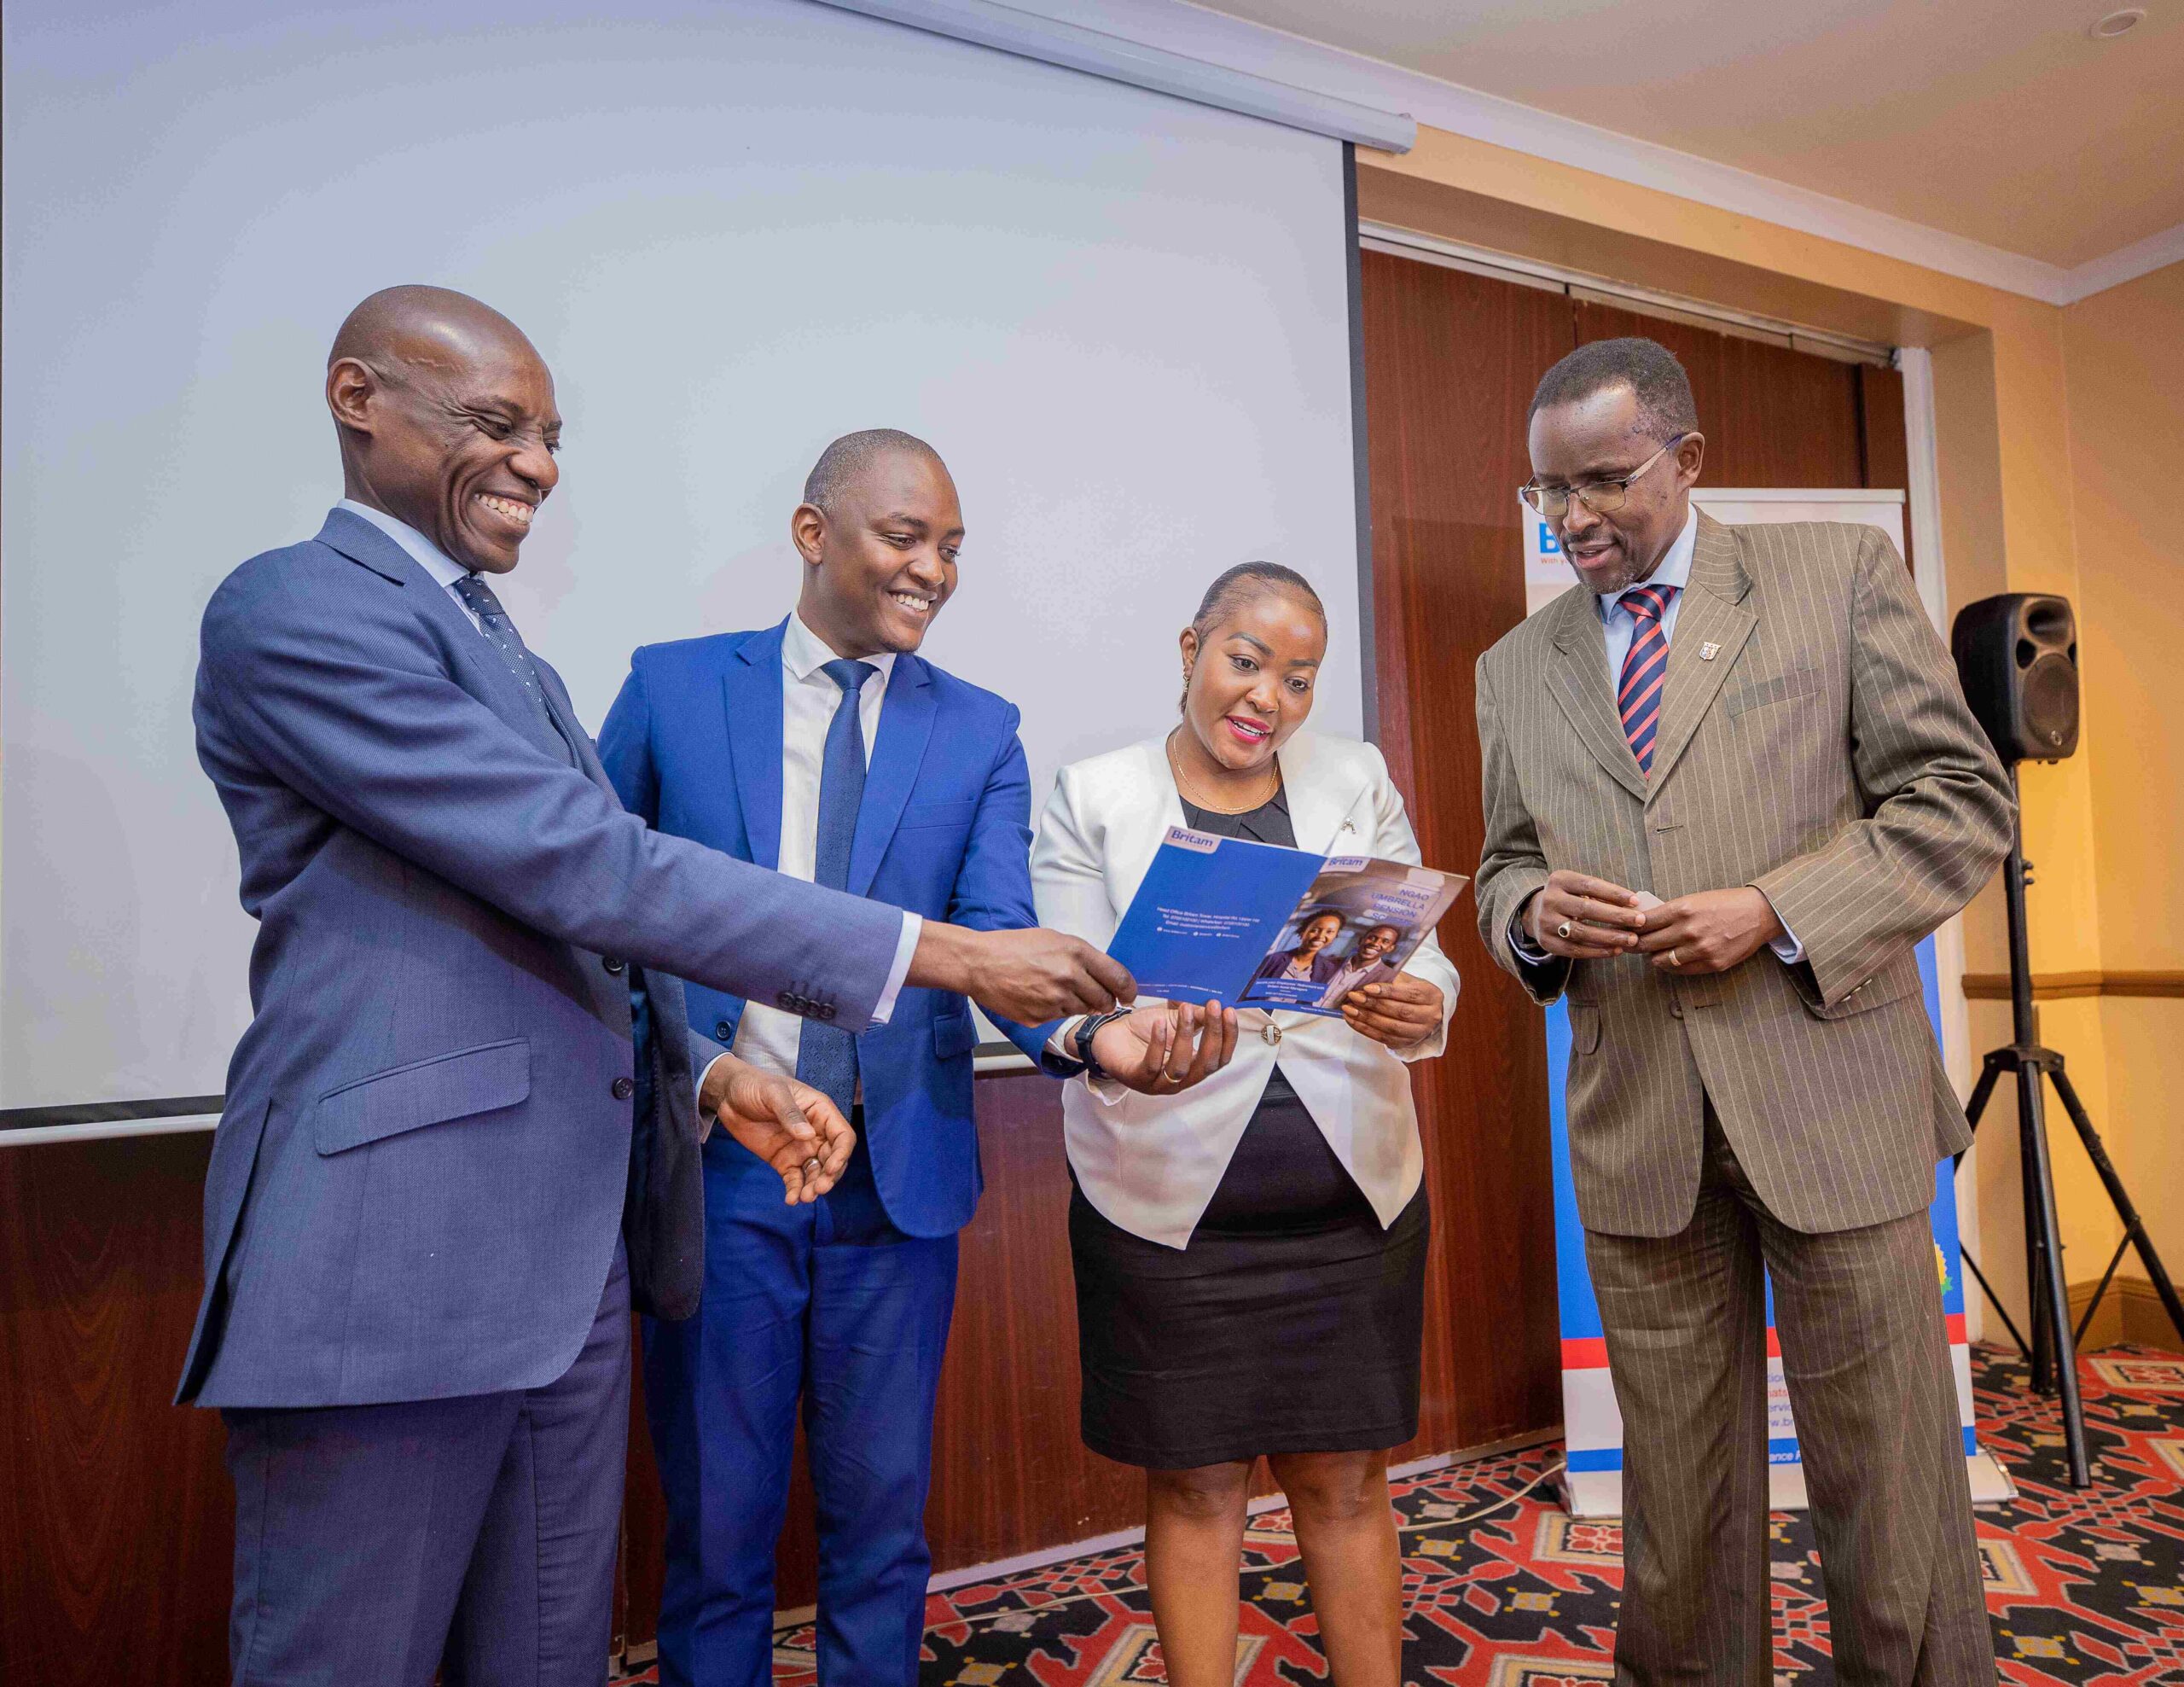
left=1071, top=1008, right=1134, bottom=1081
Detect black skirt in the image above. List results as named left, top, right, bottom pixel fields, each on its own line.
left=1069, top=1071, right=1429, bottom=1469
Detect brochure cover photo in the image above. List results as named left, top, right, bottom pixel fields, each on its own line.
left=1106, top=828, right=1468, bottom=1018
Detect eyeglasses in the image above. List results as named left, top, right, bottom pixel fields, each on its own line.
left=1520, top=434, right=1687, bottom=521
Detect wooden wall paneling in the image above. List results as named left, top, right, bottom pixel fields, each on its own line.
left=1, top=1137, right=231, bottom=1687
left=1360, top=250, right=1565, bottom=1452
left=1572, top=302, right=1864, bottom=491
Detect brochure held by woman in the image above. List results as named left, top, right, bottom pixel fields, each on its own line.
left=1107, top=827, right=1467, bottom=1016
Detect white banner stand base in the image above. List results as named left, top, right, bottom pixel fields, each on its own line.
left=1560, top=1451, right=2017, bottom=1520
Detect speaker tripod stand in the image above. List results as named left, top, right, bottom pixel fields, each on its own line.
left=1957, top=765, right=2184, bottom=1490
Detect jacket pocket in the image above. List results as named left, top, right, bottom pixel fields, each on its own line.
left=899, top=798, right=979, bottom=830
left=933, top=1007, right=979, bottom=1062
left=314, top=1038, right=531, bottom=1156
left=1725, top=665, right=1820, bottom=717
left=1803, top=966, right=1920, bottom=1021
left=1568, top=1002, right=1603, bottom=1055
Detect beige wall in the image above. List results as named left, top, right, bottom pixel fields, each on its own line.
left=1356, top=131, right=2182, bottom=1335
left=2063, top=262, right=2184, bottom=1282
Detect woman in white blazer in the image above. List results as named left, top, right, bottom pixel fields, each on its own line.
left=1034, top=561, right=1457, bottom=1687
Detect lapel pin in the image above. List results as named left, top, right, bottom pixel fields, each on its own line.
left=1699, top=641, right=1721, bottom=661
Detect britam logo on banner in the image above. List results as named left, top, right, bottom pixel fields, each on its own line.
left=1525, top=488, right=2016, bottom=1518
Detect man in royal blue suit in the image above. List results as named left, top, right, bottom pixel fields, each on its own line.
left=187, top=293, right=1133, bottom=1686
left=601, top=430, right=1048, bottom=1684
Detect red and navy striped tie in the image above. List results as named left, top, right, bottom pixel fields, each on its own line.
left=1617, top=584, right=1680, bottom=776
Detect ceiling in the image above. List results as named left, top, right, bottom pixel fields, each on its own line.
left=1194, top=0, right=2184, bottom=269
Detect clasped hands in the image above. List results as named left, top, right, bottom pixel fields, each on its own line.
left=1525, top=870, right=1783, bottom=975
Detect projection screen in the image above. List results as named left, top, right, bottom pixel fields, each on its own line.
left=2, top=0, right=1366, bottom=1119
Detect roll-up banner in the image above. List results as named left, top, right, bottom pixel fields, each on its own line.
left=1526, top=489, right=2016, bottom=1517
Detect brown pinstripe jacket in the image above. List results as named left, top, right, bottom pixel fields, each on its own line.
left=1474, top=515, right=2013, bottom=1238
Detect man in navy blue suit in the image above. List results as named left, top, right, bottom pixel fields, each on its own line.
left=187, top=291, right=1133, bottom=1686
left=602, top=430, right=1129, bottom=1683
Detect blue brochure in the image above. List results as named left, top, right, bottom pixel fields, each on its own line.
left=1107, top=828, right=1468, bottom=1016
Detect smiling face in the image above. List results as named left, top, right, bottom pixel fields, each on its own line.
left=1526, top=384, right=1704, bottom=596
left=793, top=447, right=961, bottom=659
left=327, top=301, right=561, bottom=575
left=1294, top=913, right=1342, bottom=957
left=1356, top=923, right=1401, bottom=964
left=1178, top=585, right=1326, bottom=775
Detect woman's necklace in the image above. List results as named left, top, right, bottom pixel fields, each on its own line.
left=1166, top=728, right=1279, bottom=816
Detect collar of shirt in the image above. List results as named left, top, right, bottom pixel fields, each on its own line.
left=1594, top=503, right=1699, bottom=624
left=337, top=498, right=474, bottom=593
left=781, top=611, right=897, bottom=689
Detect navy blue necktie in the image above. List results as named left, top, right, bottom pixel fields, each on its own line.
left=794, top=658, right=877, bottom=1114
left=450, top=573, right=562, bottom=746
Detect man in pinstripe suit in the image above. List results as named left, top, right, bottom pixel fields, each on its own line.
left=1475, top=338, right=2013, bottom=1684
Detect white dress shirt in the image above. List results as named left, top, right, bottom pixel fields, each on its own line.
left=1511, top=504, right=1803, bottom=965
left=337, top=502, right=919, bottom=1114
left=730, top=614, right=924, bottom=1087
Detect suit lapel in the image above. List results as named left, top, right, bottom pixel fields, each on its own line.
left=322, top=514, right=572, bottom=766
left=531, top=661, right=600, bottom=779
left=847, top=655, right=938, bottom=898
left=1278, top=733, right=1368, bottom=855
left=1113, top=740, right=1188, bottom=911
left=723, top=622, right=787, bottom=872
left=1546, top=588, right=1651, bottom=803
left=1644, top=515, right=1756, bottom=803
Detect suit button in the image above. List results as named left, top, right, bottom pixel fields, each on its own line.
left=818, top=1003, right=838, bottom=1023
left=716, top=1020, right=733, bottom=1041
left=776, top=991, right=797, bottom=1011
left=602, top=956, right=625, bottom=975
left=1670, top=1002, right=1684, bottom=1020
left=612, top=1077, right=635, bottom=1101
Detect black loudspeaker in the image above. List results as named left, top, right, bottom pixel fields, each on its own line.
left=1951, top=593, right=2079, bottom=763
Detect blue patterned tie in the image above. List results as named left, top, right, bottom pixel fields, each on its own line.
left=449, top=573, right=561, bottom=742
left=794, top=658, right=877, bottom=1114
left=1616, top=584, right=1680, bottom=777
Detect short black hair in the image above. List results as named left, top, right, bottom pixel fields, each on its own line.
left=802, top=428, right=944, bottom=514
left=1190, top=561, right=1325, bottom=637
left=1528, top=337, right=1697, bottom=443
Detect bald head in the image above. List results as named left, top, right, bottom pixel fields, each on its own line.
left=802, top=428, right=945, bottom=516
left=326, top=286, right=561, bottom=575
left=329, top=284, right=540, bottom=380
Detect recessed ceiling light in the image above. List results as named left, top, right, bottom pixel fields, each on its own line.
left=2088, top=8, right=2146, bottom=38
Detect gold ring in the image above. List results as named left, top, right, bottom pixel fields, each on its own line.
left=1668, top=947, right=1681, bottom=968
left=802, top=1156, right=823, bottom=1178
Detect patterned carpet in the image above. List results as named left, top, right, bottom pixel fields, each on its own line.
left=617, top=1344, right=2184, bottom=1685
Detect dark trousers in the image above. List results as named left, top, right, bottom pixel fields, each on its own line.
left=644, top=1127, right=958, bottom=1687
left=222, top=1244, right=631, bottom=1686
left=1583, top=1112, right=1993, bottom=1686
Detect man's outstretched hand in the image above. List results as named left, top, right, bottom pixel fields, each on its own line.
left=699, top=1054, right=856, bottom=1204
left=909, top=922, right=1136, bottom=1026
